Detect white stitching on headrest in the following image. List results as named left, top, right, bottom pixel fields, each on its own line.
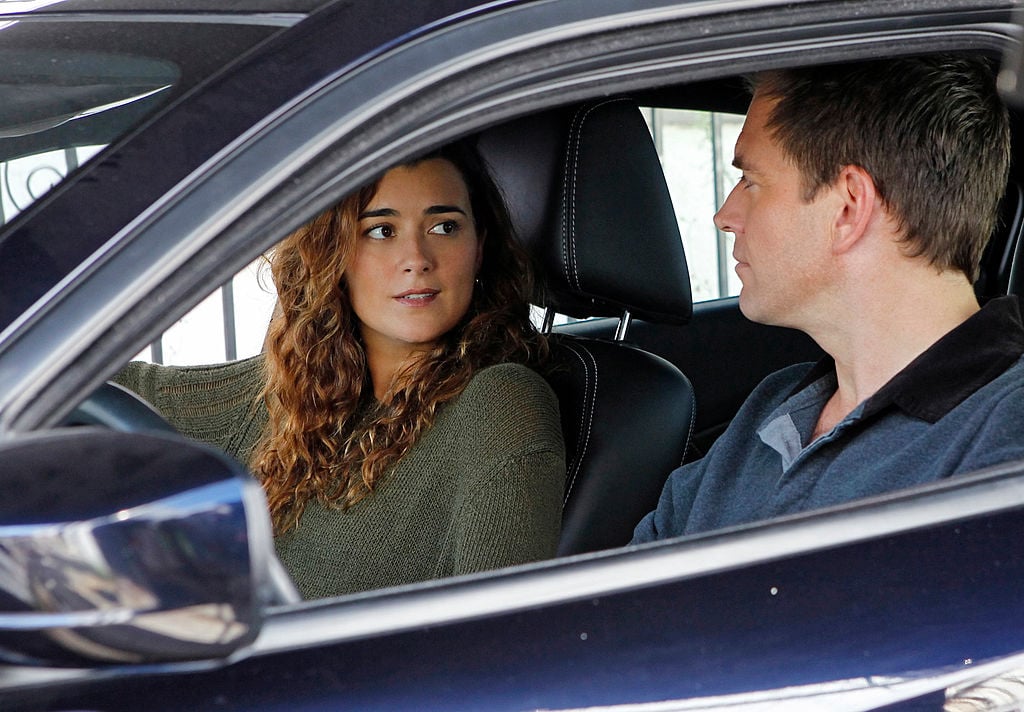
left=563, top=98, right=635, bottom=295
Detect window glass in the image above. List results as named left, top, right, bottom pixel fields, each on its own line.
left=0, top=18, right=289, bottom=230
left=0, top=47, right=179, bottom=223
left=134, top=258, right=277, bottom=365
left=1, top=145, right=103, bottom=222
left=644, top=107, right=744, bottom=301
left=141, top=108, right=750, bottom=365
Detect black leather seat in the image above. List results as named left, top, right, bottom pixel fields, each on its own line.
left=998, top=182, right=1024, bottom=297
left=479, top=99, right=695, bottom=555
left=978, top=181, right=1024, bottom=298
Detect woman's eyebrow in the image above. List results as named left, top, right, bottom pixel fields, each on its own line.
left=425, top=205, right=467, bottom=216
left=359, top=205, right=467, bottom=219
left=359, top=207, right=398, bottom=219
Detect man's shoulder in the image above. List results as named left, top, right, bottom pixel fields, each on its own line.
left=976, top=353, right=1024, bottom=403
left=710, top=360, right=822, bottom=438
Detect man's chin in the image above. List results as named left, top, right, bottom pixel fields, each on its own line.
left=737, top=291, right=772, bottom=326
left=737, top=290, right=757, bottom=320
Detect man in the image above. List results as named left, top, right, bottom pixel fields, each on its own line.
left=632, top=54, right=1024, bottom=542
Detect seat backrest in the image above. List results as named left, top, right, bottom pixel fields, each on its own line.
left=998, top=181, right=1024, bottom=297
left=978, top=180, right=1024, bottom=298
left=479, top=99, right=696, bottom=555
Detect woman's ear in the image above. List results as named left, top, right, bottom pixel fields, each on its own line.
left=475, top=230, right=486, bottom=272
left=831, top=164, right=879, bottom=255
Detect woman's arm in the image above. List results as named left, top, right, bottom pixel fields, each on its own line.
left=441, top=362, right=567, bottom=575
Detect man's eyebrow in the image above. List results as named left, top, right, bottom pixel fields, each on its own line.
left=425, top=205, right=467, bottom=216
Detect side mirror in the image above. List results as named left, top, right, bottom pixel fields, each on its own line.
left=0, top=428, right=296, bottom=667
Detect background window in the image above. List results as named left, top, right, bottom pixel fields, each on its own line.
left=1, top=145, right=103, bottom=222
left=643, top=107, right=744, bottom=302
left=134, top=258, right=277, bottom=365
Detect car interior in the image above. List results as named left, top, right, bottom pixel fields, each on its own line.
left=478, top=98, right=696, bottom=556
left=40, top=50, right=1024, bottom=594
left=9, top=4, right=1024, bottom=703
left=471, top=60, right=1024, bottom=559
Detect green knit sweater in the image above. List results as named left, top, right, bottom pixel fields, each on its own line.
left=114, top=356, right=565, bottom=598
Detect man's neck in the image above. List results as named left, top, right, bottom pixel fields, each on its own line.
left=809, top=271, right=979, bottom=438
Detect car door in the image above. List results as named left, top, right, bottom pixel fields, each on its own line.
left=3, top=1, right=1024, bottom=710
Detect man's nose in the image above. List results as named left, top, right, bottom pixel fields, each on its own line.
left=714, top=184, right=741, bottom=234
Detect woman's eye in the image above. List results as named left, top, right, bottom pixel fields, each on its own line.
left=365, top=224, right=395, bottom=239
left=428, top=220, right=459, bottom=236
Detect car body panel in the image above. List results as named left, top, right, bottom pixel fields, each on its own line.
left=10, top=462, right=1024, bottom=710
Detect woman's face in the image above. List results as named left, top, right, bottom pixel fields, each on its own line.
left=347, top=158, right=483, bottom=367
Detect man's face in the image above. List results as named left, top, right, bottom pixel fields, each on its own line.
left=714, top=92, right=840, bottom=329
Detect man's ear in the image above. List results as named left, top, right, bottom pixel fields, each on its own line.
left=831, top=164, right=879, bottom=255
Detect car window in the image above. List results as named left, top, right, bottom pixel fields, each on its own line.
left=0, top=47, right=178, bottom=222
left=1, top=144, right=104, bottom=222
left=141, top=107, right=748, bottom=365
left=134, top=257, right=276, bottom=365
left=0, top=17, right=292, bottom=228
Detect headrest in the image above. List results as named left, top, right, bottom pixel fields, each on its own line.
left=479, top=99, right=692, bottom=325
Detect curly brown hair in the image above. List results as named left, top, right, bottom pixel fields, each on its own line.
left=253, top=141, right=548, bottom=533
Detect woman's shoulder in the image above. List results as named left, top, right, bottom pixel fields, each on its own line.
left=441, top=362, right=562, bottom=447
left=463, top=362, right=556, bottom=400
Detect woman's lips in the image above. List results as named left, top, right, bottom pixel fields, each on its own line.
left=395, top=289, right=439, bottom=304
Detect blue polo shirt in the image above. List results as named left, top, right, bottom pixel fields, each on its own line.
left=631, top=296, right=1024, bottom=543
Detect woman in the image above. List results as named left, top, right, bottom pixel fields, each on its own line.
left=116, top=141, right=565, bottom=598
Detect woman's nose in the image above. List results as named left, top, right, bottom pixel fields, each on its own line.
left=401, top=235, right=434, bottom=273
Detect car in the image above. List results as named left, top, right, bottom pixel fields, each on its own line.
left=2, top=0, right=1024, bottom=709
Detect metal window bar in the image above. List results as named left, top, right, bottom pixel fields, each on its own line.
left=711, top=112, right=731, bottom=298
left=222, top=282, right=237, bottom=361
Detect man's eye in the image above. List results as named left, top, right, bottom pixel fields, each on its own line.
left=365, top=224, right=395, bottom=239
left=428, top=220, right=459, bottom=236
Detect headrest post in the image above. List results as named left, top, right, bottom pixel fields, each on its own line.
left=614, top=310, right=633, bottom=342
left=541, top=306, right=556, bottom=334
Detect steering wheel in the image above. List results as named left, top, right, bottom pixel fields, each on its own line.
left=62, top=381, right=178, bottom=433
left=59, top=382, right=303, bottom=605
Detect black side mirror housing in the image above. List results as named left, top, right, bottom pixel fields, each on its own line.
left=0, top=428, right=295, bottom=667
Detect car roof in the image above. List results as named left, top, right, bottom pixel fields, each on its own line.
left=0, top=0, right=331, bottom=13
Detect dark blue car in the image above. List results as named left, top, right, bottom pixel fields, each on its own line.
left=2, top=0, right=1024, bottom=709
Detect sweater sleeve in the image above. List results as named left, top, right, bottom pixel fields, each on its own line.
left=452, top=450, right=565, bottom=573
left=112, top=356, right=268, bottom=464
left=444, top=363, right=566, bottom=574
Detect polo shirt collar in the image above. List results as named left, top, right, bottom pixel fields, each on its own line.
left=787, top=296, right=1024, bottom=424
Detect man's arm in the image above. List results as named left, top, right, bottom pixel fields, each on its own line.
left=630, top=460, right=705, bottom=544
